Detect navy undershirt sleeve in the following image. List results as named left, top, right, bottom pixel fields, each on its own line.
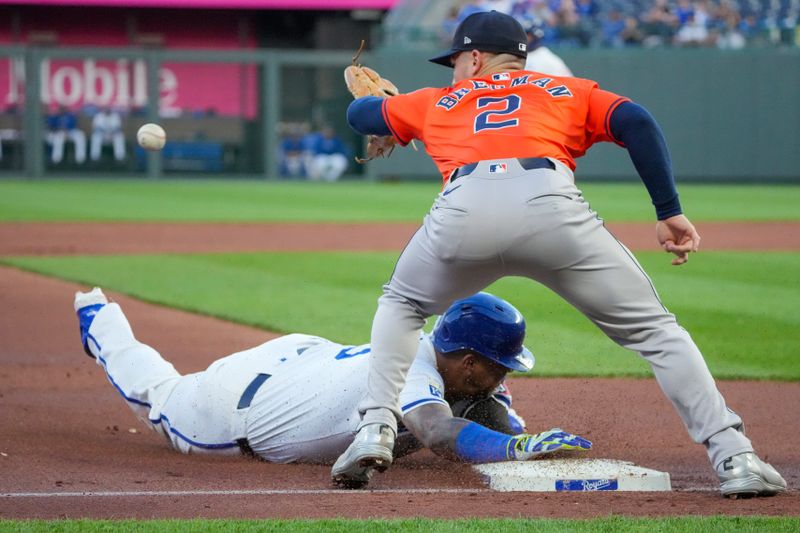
left=609, top=102, right=682, bottom=220
left=346, top=96, right=391, bottom=137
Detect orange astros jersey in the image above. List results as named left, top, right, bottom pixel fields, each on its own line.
left=381, top=71, right=630, bottom=183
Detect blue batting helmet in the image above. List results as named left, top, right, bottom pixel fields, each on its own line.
left=432, top=293, right=535, bottom=372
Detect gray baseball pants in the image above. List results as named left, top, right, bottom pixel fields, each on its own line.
left=358, top=157, right=752, bottom=469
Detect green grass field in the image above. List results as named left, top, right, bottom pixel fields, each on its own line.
left=3, top=517, right=800, bottom=532
left=2, top=179, right=799, bottom=380
left=1, top=179, right=800, bottom=222
left=5, top=249, right=799, bottom=380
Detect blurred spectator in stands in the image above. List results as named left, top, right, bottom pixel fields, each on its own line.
left=90, top=107, right=126, bottom=163
left=524, top=16, right=573, bottom=75
left=510, top=0, right=532, bottom=18
left=601, top=8, right=627, bottom=48
left=675, top=12, right=711, bottom=46
left=528, top=0, right=556, bottom=26
left=441, top=1, right=485, bottom=44
left=641, top=0, right=678, bottom=47
left=303, top=125, right=350, bottom=182
left=675, top=0, right=695, bottom=26
left=711, top=0, right=735, bottom=29
left=554, top=0, right=591, bottom=47
left=457, top=1, right=486, bottom=21
left=280, top=123, right=306, bottom=179
left=621, top=16, right=646, bottom=47
left=780, top=9, right=799, bottom=46
left=574, top=0, right=598, bottom=21
left=511, top=0, right=555, bottom=26
left=440, top=6, right=462, bottom=44
left=45, top=105, right=86, bottom=165
left=480, top=0, right=514, bottom=14
left=738, top=13, right=762, bottom=44
left=446, top=0, right=795, bottom=49
left=715, top=12, right=746, bottom=49
left=695, top=0, right=714, bottom=27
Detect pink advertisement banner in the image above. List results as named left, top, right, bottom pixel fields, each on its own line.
left=0, top=0, right=396, bottom=8
left=1, top=57, right=258, bottom=118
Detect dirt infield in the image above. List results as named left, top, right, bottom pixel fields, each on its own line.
left=2, top=221, right=800, bottom=256
left=1, top=221, right=798, bottom=519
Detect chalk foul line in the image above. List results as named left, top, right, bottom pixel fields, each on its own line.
left=0, top=488, right=490, bottom=498
left=0, top=487, right=721, bottom=498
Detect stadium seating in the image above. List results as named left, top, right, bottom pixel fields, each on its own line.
left=388, top=0, right=799, bottom=48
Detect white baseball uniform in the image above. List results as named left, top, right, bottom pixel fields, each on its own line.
left=90, top=110, right=126, bottom=162
left=87, top=302, right=517, bottom=463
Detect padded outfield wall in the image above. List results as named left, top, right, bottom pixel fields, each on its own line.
left=1, top=45, right=797, bottom=182
left=366, top=48, right=800, bottom=183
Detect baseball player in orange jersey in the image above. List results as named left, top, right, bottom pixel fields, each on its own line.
left=332, top=10, right=786, bottom=498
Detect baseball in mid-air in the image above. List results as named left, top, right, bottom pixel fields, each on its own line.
left=136, top=123, right=167, bottom=151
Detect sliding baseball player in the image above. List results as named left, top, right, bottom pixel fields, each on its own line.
left=75, top=288, right=590, bottom=487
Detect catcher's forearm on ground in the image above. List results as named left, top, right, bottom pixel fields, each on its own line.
left=402, top=403, right=591, bottom=463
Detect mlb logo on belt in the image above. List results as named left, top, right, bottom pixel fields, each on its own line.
left=489, top=163, right=507, bottom=173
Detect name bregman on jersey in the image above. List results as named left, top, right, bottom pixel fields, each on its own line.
left=435, top=75, right=573, bottom=111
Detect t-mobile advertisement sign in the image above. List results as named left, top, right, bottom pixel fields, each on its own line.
left=1, top=57, right=258, bottom=117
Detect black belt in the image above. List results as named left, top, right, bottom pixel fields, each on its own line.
left=236, top=373, right=271, bottom=458
left=450, top=157, right=555, bottom=183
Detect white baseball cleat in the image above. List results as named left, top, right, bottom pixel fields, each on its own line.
left=74, top=287, right=108, bottom=359
left=717, top=452, right=786, bottom=498
left=331, top=423, right=395, bottom=489
left=74, top=287, right=108, bottom=311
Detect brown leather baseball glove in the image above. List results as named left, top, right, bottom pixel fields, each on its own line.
left=344, top=41, right=400, bottom=163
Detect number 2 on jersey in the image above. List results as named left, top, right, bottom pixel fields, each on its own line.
left=474, top=95, right=521, bottom=133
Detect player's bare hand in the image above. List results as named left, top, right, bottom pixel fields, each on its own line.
left=656, top=214, right=700, bottom=266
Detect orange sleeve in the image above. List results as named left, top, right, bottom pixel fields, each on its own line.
left=585, top=88, right=630, bottom=147
left=382, top=88, right=440, bottom=147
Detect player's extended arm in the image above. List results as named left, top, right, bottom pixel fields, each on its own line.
left=402, top=402, right=591, bottom=463
left=346, top=96, right=391, bottom=136
left=609, top=102, right=700, bottom=265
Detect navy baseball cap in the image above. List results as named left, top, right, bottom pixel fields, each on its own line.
left=429, top=10, right=528, bottom=68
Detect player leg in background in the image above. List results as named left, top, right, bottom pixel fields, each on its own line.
left=89, top=131, right=103, bottom=161
left=112, top=132, right=126, bottom=161
left=76, top=289, right=244, bottom=455
left=49, top=131, right=65, bottom=164
left=502, top=174, right=784, bottom=495
left=69, top=129, right=87, bottom=164
left=306, top=154, right=324, bottom=181
left=321, top=154, right=348, bottom=182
